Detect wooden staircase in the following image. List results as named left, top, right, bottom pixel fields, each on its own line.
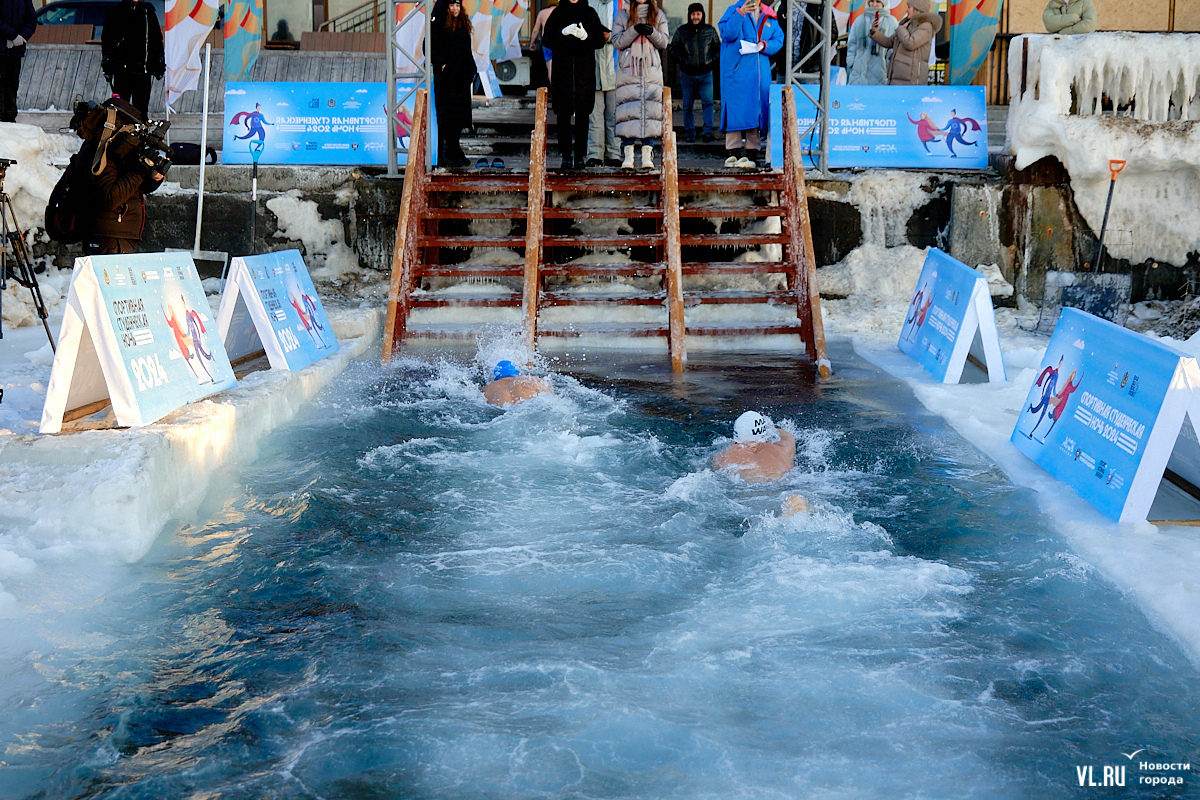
left=383, top=87, right=829, bottom=377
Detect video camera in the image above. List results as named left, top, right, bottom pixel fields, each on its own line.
left=69, top=99, right=174, bottom=176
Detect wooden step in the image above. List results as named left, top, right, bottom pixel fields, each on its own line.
left=684, top=291, right=795, bottom=304
left=544, top=206, right=663, bottom=219
left=544, top=175, right=663, bottom=192
left=419, top=235, right=526, bottom=248
left=543, top=234, right=662, bottom=248
left=410, top=296, right=521, bottom=308
left=686, top=322, right=804, bottom=336
left=538, top=323, right=669, bottom=338
left=428, top=176, right=529, bottom=192
left=680, top=233, right=788, bottom=247
left=426, top=207, right=527, bottom=219
left=678, top=173, right=782, bottom=191
left=679, top=206, right=781, bottom=218
left=417, top=264, right=524, bottom=277
left=542, top=292, right=665, bottom=306
left=541, top=261, right=666, bottom=277
left=682, top=261, right=789, bottom=274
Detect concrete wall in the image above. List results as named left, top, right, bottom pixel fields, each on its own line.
left=1006, top=0, right=1192, bottom=33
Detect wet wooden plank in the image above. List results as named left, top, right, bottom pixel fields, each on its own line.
left=419, top=235, right=525, bottom=248
left=682, top=261, right=787, bottom=274
left=410, top=297, right=522, bottom=307
left=679, top=233, right=788, bottom=246
left=541, top=262, right=665, bottom=277
left=661, top=85, right=685, bottom=372
left=522, top=87, right=547, bottom=350
left=417, top=264, right=524, bottom=277
left=543, top=234, right=661, bottom=248
left=381, top=88, right=428, bottom=363
left=543, top=207, right=661, bottom=219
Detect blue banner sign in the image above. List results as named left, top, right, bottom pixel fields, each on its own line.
left=224, top=82, right=389, bottom=166
left=770, top=84, right=989, bottom=169
left=41, top=252, right=238, bottom=432
left=1011, top=308, right=1200, bottom=522
left=217, top=250, right=340, bottom=372
left=898, top=248, right=1006, bottom=383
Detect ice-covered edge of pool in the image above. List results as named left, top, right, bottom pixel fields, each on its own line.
left=848, top=335, right=1200, bottom=671
left=0, top=307, right=382, bottom=582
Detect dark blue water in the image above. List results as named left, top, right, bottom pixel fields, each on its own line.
left=1, top=345, right=1198, bottom=799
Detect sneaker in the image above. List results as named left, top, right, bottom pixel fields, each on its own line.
left=724, top=154, right=738, bottom=168
left=684, top=131, right=696, bottom=143
left=702, top=131, right=715, bottom=143
left=734, top=156, right=756, bottom=169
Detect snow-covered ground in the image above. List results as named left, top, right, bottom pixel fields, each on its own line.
left=0, top=284, right=381, bottom=617
left=818, top=244, right=1200, bottom=670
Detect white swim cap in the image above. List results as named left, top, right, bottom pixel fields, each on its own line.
left=733, top=411, right=779, bottom=443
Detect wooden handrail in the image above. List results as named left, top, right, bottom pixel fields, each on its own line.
left=782, top=86, right=831, bottom=379
left=522, top=87, right=548, bottom=353
left=381, top=88, right=429, bottom=363
left=661, top=86, right=686, bottom=372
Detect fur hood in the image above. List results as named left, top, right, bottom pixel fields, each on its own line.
left=910, top=9, right=942, bottom=34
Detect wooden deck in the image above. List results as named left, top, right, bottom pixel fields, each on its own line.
left=17, top=44, right=386, bottom=115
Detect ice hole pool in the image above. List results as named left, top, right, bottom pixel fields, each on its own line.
left=2, top=344, right=1199, bottom=799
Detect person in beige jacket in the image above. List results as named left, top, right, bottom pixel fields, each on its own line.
left=869, top=0, right=942, bottom=86
left=1043, top=0, right=1096, bottom=34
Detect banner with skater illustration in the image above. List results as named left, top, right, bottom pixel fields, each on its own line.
left=40, top=253, right=238, bottom=433
left=770, top=84, right=988, bottom=169
left=1011, top=308, right=1200, bottom=523
left=223, top=82, right=388, bottom=165
left=898, top=248, right=1005, bottom=383
left=217, top=250, right=339, bottom=372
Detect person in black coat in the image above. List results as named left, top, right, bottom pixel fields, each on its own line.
left=431, top=0, right=476, bottom=167
left=101, top=0, right=166, bottom=118
left=540, top=0, right=605, bottom=169
left=0, top=0, right=36, bottom=122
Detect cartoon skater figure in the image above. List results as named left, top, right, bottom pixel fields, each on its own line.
left=288, top=289, right=329, bottom=349
left=1029, top=366, right=1082, bottom=442
left=1024, top=356, right=1062, bottom=438
left=163, top=295, right=215, bottom=384
left=907, top=112, right=946, bottom=154
left=902, top=283, right=929, bottom=341
left=231, top=103, right=273, bottom=142
left=943, top=109, right=981, bottom=157
left=903, top=289, right=935, bottom=343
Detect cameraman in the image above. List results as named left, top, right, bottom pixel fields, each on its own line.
left=101, top=0, right=165, bottom=117
left=77, top=99, right=166, bottom=255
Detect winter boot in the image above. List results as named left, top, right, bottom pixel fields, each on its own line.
left=621, top=144, right=636, bottom=170
left=735, top=149, right=757, bottom=169
left=640, top=145, right=654, bottom=170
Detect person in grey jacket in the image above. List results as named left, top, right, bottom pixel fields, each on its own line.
left=1043, top=0, right=1096, bottom=34
left=869, top=0, right=941, bottom=86
left=611, top=0, right=668, bottom=170
left=846, top=0, right=895, bottom=85
left=586, top=0, right=621, bottom=167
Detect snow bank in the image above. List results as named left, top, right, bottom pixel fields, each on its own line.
left=847, top=172, right=941, bottom=248
left=0, top=124, right=79, bottom=231
left=266, top=190, right=362, bottom=281
left=1007, top=33, right=1200, bottom=265
left=0, top=307, right=382, bottom=592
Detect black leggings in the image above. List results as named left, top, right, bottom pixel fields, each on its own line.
left=556, top=114, right=589, bottom=161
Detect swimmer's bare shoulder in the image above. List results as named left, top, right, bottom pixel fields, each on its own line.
left=713, top=429, right=796, bottom=482
left=482, top=375, right=553, bottom=407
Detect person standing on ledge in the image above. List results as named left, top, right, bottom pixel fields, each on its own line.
left=611, top=0, right=668, bottom=171
left=482, top=361, right=553, bottom=407
left=1042, top=0, right=1096, bottom=34
left=712, top=411, right=796, bottom=482
left=718, top=0, right=783, bottom=170
left=0, top=0, right=36, bottom=123
left=101, top=0, right=165, bottom=118
left=869, top=0, right=940, bottom=87
left=542, top=0, right=607, bottom=170
left=432, top=0, right=477, bottom=168
left=668, top=3, right=719, bottom=143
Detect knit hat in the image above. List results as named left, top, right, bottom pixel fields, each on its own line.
left=687, top=2, right=704, bottom=17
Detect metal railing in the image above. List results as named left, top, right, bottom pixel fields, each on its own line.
left=782, top=0, right=832, bottom=173
left=320, top=0, right=385, bottom=33
left=385, top=0, right=433, bottom=175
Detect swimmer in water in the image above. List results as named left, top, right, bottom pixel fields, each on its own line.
left=712, top=411, right=797, bottom=482
left=482, top=360, right=553, bottom=407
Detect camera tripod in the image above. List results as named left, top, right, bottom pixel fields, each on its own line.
left=0, top=158, right=56, bottom=351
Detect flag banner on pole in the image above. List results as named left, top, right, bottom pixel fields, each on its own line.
left=949, top=0, right=1003, bottom=85
left=224, top=0, right=263, bottom=81
left=165, top=0, right=219, bottom=111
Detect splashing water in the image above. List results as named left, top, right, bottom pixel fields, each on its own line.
left=1, top=347, right=1198, bottom=799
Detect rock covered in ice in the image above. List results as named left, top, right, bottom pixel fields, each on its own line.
left=1006, top=33, right=1200, bottom=266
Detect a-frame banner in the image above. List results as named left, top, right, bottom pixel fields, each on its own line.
left=40, top=253, right=237, bottom=433
left=216, top=249, right=338, bottom=371
left=898, top=248, right=1006, bottom=383
left=1011, top=307, right=1200, bottom=523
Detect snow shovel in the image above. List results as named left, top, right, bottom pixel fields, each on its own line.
left=1091, top=159, right=1126, bottom=270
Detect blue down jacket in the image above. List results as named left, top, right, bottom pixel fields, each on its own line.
left=718, top=0, right=783, bottom=134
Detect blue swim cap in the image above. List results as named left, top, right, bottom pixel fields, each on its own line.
left=493, top=360, right=521, bottom=380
